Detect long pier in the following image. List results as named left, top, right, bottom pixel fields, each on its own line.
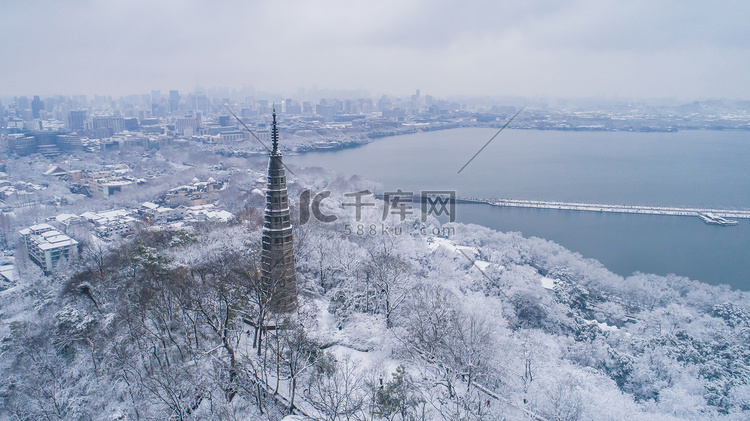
left=458, top=197, right=750, bottom=222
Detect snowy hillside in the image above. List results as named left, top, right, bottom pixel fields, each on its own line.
left=1, top=185, right=749, bottom=420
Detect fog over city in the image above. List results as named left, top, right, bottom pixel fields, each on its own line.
left=2, top=0, right=750, bottom=99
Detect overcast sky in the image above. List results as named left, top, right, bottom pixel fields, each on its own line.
left=2, top=0, right=749, bottom=101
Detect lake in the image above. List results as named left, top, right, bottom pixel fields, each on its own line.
left=287, top=128, right=750, bottom=289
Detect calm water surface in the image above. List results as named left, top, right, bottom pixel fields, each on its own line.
left=288, top=128, right=750, bottom=289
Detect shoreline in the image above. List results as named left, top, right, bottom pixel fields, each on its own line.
left=210, top=125, right=750, bottom=158
left=290, top=124, right=750, bottom=156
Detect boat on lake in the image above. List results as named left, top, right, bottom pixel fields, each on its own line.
left=698, top=212, right=739, bottom=226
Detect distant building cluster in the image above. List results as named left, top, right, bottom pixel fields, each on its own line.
left=0, top=88, right=484, bottom=158
left=80, top=209, right=139, bottom=237
left=140, top=202, right=233, bottom=225
left=13, top=175, right=234, bottom=274
left=47, top=163, right=144, bottom=198
left=164, top=177, right=223, bottom=206
left=2, top=90, right=750, bottom=161
left=0, top=171, right=44, bottom=208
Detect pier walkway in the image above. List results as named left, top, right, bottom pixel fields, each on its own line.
left=459, top=198, right=750, bottom=221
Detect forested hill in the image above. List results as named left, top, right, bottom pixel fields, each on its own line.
left=1, top=186, right=749, bottom=420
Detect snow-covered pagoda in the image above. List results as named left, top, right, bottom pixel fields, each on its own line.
left=260, top=108, right=297, bottom=313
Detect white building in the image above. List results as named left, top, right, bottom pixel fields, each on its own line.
left=80, top=209, right=138, bottom=237
left=94, top=179, right=138, bottom=198
left=0, top=263, right=18, bottom=285
left=19, top=224, right=79, bottom=273
left=218, top=131, right=245, bottom=142
left=186, top=204, right=234, bottom=223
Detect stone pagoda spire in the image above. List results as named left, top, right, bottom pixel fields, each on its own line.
left=261, top=107, right=297, bottom=313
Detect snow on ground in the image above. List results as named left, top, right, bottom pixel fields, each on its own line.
left=540, top=276, right=557, bottom=290
left=0, top=284, right=21, bottom=299
left=454, top=245, right=478, bottom=258
left=583, top=318, right=619, bottom=332
left=426, top=236, right=460, bottom=252
left=307, top=297, right=401, bottom=378
left=309, top=297, right=386, bottom=351
left=426, top=235, right=503, bottom=273
left=473, top=260, right=492, bottom=271
left=596, top=321, right=619, bottom=332
left=431, top=234, right=558, bottom=294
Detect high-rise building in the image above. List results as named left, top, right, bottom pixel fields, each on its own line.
left=124, top=118, right=139, bottom=131
left=57, top=134, right=83, bottom=151
left=15, top=96, right=30, bottom=111
left=169, top=90, right=181, bottom=113
left=192, top=92, right=208, bottom=113
left=175, top=117, right=199, bottom=136
left=31, top=96, right=44, bottom=119
left=261, top=109, right=297, bottom=313
left=92, top=116, right=125, bottom=135
left=68, top=110, right=87, bottom=131
left=257, top=100, right=271, bottom=115
left=316, top=102, right=335, bottom=121
left=151, top=102, right=166, bottom=118
left=378, top=95, right=393, bottom=112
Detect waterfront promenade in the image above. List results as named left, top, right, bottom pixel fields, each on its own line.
left=459, top=198, right=750, bottom=221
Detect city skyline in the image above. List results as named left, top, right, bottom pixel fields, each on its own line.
left=2, top=1, right=750, bottom=100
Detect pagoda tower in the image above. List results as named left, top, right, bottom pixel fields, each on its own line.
left=261, top=108, right=297, bottom=313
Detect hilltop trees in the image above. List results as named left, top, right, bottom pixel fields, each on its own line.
left=2, top=196, right=750, bottom=420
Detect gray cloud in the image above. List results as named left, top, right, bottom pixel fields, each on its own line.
left=1, top=0, right=748, bottom=100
